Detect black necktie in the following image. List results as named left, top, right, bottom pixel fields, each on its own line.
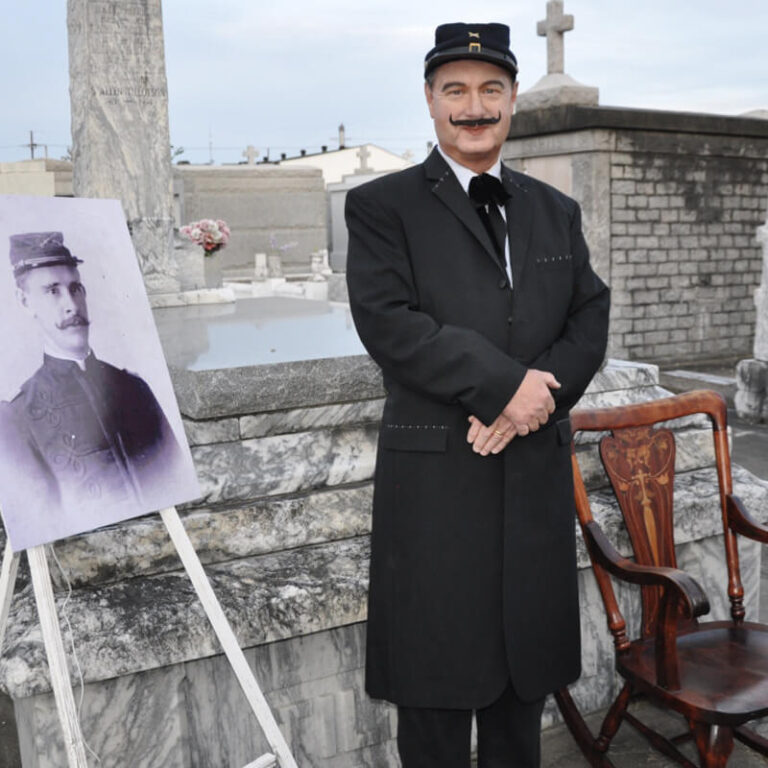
left=468, top=173, right=509, bottom=270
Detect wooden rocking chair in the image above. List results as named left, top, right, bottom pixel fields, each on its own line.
left=554, top=390, right=768, bottom=768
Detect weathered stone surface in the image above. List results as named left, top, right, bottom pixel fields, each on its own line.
left=169, top=355, right=384, bottom=419
left=1, top=537, right=370, bottom=698
left=240, top=399, right=384, bottom=439
left=174, top=165, right=327, bottom=275
left=736, top=358, right=768, bottom=422
left=191, top=424, right=378, bottom=505
left=48, top=486, right=373, bottom=589
left=583, top=359, right=658, bottom=394
left=16, top=624, right=398, bottom=768
left=753, top=221, right=768, bottom=362
left=182, top=415, right=240, bottom=447
left=516, top=74, right=599, bottom=112
left=67, top=0, right=180, bottom=293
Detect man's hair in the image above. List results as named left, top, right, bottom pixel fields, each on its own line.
left=14, top=270, right=30, bottom=292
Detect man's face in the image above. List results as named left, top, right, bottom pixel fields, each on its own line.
left=425, top=58, right=518, bottom=173
left=17, top=264, right=90, bottom=358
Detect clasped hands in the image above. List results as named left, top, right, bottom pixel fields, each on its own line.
left=467, top=369, right=560, bottom=456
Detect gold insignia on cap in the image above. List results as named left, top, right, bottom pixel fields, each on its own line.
left=469, top=42, right=481, bottom=52
left=468, top=31, right=480, bottom=38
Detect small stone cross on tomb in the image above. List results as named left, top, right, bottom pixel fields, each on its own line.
left=357, top=145, right=371, bottom=172
left=537, top=0, right=574, bottom=75
left=243, top=145, right=258, bottom=164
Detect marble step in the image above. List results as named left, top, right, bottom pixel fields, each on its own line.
left=0, top=536, right=370, bottom=699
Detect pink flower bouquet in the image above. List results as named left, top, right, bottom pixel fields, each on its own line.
left=180, top=219, right=231, bottom=255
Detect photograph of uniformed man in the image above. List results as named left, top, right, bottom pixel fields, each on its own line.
left=0, top=216, right=199, bottom=551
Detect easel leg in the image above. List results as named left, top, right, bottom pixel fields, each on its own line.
left=160, top=507, right=297, bottom=768
left=0, top=541, right=20, bottom=652
left=28, top=545, right=89, bottom=768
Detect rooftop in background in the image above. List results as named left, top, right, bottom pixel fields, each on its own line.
left=276, top=143, right=413, bottom=185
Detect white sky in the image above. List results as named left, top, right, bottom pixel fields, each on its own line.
left=2, top=1, right=767, bottom=165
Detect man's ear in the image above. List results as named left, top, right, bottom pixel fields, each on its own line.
left=510, top=81, right=519, bottom=110
left=15, top=286, right=28, bottom=309
left=424, top=81, right=436, bottom=118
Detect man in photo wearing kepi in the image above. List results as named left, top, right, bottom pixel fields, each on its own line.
left=346, top=23, right=610, bottom=767
left=0, top=231, right=185, bottom=548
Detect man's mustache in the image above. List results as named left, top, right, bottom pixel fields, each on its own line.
left=58, top=314, right=89, bottom=330
left=449, top=112, right=502, bottom=127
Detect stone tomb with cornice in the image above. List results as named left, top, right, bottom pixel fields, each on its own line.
left=0, top=297, right=765, bottom=767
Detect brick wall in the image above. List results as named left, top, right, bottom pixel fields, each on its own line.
left=609, top=145, right=767, bottom=363
left=505, top=107, right=768, bottom=366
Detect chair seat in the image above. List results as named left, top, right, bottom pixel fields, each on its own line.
left=618, top=621, right=768, bottom=725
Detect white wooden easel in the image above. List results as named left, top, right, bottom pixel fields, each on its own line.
left=0, top=506, right=298, bottom=768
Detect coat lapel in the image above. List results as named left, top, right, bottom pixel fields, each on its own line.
left=501, top=165, right=534, bottom=289
left=424, top=149, right=504, bottom=274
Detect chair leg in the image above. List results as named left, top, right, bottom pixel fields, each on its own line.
left=734, top=725, right=768, bottom=757
left=693, top=723, right=734, bottom=768
left=594, top=682, right=631, bottom=752
left=553, top=688, right=616, bottom=768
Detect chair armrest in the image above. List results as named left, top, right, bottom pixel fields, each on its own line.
left=727, top=494, right=768, bottom=543
left=584, top=521, right=710, bottom=619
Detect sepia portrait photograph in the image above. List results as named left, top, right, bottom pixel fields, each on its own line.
left=0, top=195, right=200, bottom=551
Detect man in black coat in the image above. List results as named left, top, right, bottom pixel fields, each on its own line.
left=0, top=231, right=186, bottom=551
left=345, top=22, right=610, bottom=768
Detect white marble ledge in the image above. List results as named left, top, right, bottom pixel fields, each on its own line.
left=190, top=424, right=378, bottom=506
left=0, top=537, right=370, bottom=699
left=583, top=360, right=659, bottom=395
left=46, top=486, right=373, bottom=591
left=574, top=464, right=768, bottom=569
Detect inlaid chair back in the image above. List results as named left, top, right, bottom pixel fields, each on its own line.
left=569, top=390, right=743, bottom=662
left=599, top=423, right=681, bottom=639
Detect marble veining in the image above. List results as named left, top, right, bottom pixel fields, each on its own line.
left=240, top=399, right=385, bottom=440
left=192, top=425, right=378, bottom=505
left=47, top=486, right=373, bottom=590
left=0, top=537, right=370, bottom=698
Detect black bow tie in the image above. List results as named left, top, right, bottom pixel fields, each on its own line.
left=468, top=173, right=509, bottom=208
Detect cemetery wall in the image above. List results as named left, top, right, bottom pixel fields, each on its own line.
left=174, top=165, right=328, bottom=277
left=2, top=357, right=767, bottom=766
left=504, top=106, right=768, bottom=365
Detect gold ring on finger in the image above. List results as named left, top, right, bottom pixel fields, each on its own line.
left=494, top=429, right=504, bottom=437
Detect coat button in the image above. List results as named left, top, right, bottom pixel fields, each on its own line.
left=507, top=316, right=513, bottom=325
left=498, top=278, right=507, bottom=289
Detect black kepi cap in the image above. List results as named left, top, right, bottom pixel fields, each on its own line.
left=9, top=232, right=83, bottom=278
left=425, top=23, right=518, bottom=80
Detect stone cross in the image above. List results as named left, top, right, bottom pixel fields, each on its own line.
left=356, top=145, right=371, bottom=172
left=537, top=0, right=574, bottom=75
left=243, top=145, right=258, bottom=164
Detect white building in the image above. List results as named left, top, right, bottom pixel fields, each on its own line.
left=278, top=143, right=412, bottom=185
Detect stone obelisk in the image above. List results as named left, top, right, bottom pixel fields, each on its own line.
left=67, top=0, right=180, bottom=294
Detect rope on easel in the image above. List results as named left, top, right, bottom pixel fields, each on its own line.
left=48, top=544, right=103, bottom=766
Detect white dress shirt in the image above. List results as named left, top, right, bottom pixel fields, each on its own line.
left=437, top=145, right=513, bottom=286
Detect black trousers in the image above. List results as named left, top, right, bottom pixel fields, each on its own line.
left=397, top=682, right=545, bottom=768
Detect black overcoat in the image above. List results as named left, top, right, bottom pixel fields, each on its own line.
left=345, top=148, right=610, bottom=709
